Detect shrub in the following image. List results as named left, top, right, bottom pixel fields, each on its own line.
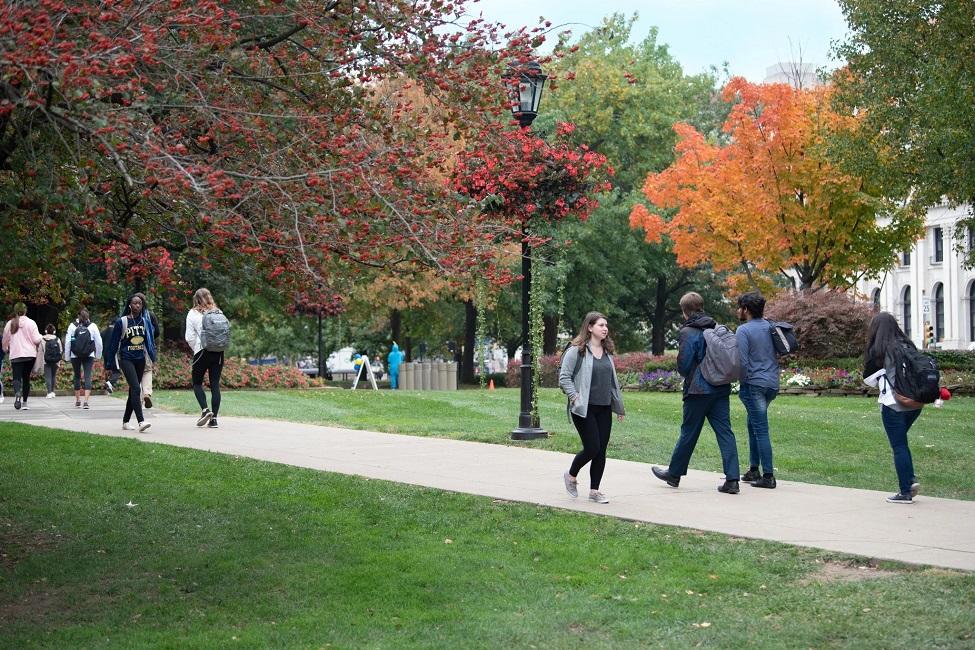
left=507, top=351, right=666, bottom=388
left=765, top=290, right=876, bottom=359
left=930, top=350, right=975, bottom=371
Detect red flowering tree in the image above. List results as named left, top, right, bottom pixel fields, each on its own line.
left=0, top=0, right=551, bottom=307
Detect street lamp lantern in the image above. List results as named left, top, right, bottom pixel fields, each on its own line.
left=505, top=61, right=547, bottom=128
left=505, top=60, right=548, bottom=440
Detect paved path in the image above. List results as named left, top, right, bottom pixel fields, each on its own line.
left=4, top=396, right=975, bottom=572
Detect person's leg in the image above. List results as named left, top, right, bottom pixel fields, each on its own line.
left=881, top=406, right=920, bottom=495
left=569, top=410, right=602, bottom=478
left=739, top=384, right=760, bottom=472
left=705, top=394, right=740, bottom=480
left=191, top=351, right=209, bottom=411
left=72, top=358, right=82, bottom=402
left=208, top=352, right=223, bottom=416
left=44, top=363, right=55, bottom=394
left=12, top=359, right=33, bottom=403
left=142, top=361, right=153, bottom=396
left=588, top=405, right=613, bottom=491
left=82, top=357, right=94, bottom=403
left=739, top=383, right=773, bottom=476
left=119, top=359, right=145, bottom=423
left=667, top=397, right=708, bottom=476
left=390, top=369, right=398, bottom=389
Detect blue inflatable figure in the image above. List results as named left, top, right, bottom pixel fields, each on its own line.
left=387, top=342, right=404, bottom=389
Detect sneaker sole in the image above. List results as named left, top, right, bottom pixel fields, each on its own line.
left=138, top=423, right=152, bottom=432
left=197, top=413, right=213, bottom=427
left=886, top=497, right=915, bottom=504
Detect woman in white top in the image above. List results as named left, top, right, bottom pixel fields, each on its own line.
left=65, top=309, right=103, bottom=409
left=185, top=288, right=224, bottom=428
left=1, top=302, right=43, bottom=410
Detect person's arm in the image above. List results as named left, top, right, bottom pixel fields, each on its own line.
left=3, top=322, right=11, bottom=353
left=558, top=346, right=580, bottom=401
left=184, top=310, right=199, bottom=351
left=677, top=328, right=700, bottom=378
left=93, top=325, right=104, bottom=360
left=28, top=319, right=42, bottom=346
left=105, top=320, right=122, bottom=370
left=736, top=327, right=751, bottom=381
left=64, top=324, right=73, bottom=361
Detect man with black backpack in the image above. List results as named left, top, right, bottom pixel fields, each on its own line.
left=651, top=292, right=742, bottom=494
left=735, top=292, right=780, bottom=489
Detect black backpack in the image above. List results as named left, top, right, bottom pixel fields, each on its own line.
left=44, top=338, right=61, bottom=363
left=885, top=342, right=940, bottom=406
left=71, top=325, right=96, bottom=359
left=768, top=320, right=799, bottom=356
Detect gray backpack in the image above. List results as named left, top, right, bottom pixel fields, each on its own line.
left=201, top=309, right=231, bottom=352
left=700, top=325, right=740, bottom=386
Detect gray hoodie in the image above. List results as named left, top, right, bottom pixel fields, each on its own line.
left=558, top=343, right=625, bottom=419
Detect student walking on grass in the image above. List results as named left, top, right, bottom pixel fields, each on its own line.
left=2, top=303, right=42, bottom=410
left=65, top=309, right=102, bottom=409
left=863, top=312, right=926, bottom=504
left=41, top=324, right=63, bottom=398
left=651, top=292, right=741, bottom=494
left=735, top=292, right=779, bottom=489
left=185, top=288, right=229, bottom=429
left=558, top=311, right=625, bottom=505
left=105, top=294, right=156, bottom=432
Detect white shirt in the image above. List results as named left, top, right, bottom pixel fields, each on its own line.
left=64, top=322, right=103, bottom=361
left=185, top=309, right=204, bottom=355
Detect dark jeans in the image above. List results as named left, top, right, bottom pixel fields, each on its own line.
left=668, top=393, right=740, bottom=480
left=71, top=356, right=95, bottom=390
left=11, top=357, right=34, bottom=402
left=739, top=383, right=778, bottom=475
left=192, top=350, right=224, bottom=416
left=881, top=406, right=921, bottom=495
left=569, top=404, right=613, bottom=490
left=119, top=358, right=146, bottom=423
left=44, top=362, right=59, bottom=393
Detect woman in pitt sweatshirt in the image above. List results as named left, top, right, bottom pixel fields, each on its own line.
left=105, top=294, right=157, bottom=432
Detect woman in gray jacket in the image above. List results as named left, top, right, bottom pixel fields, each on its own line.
left=559, top=311, right=625, bottom=504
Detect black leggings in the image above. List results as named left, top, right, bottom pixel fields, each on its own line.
left=71, top=356, right=95, bottom=390
left=192, top=350, right=223, bottom=416
left=569, top=403, right=613, bottom=490
left=11, top=358, right=34, bottom=402
left=119, top=358, right=146, bottom=423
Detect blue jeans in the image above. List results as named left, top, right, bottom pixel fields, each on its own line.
left=739, top=383, right=778, bottom=475
left=880, top=406, right=921, bottom=495
left=668, top=393, right=740, bottom=480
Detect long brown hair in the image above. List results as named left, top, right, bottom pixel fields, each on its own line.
left=192, top=288, right=217, bottom=312
left=8, top=302, right=26, bottom=335
left=570, top=311, right=615, bottom=355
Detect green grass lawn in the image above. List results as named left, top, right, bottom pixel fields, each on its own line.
left=154, top=388, right=975, bottom=500
left=1, top=423, right=973, bottom=648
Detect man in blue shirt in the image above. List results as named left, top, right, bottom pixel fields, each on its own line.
left=735, top=292, right=780, bottom=489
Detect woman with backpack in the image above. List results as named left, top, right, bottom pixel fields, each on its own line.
left=65, top=309, right=102, bottom=409
left=41, top=324, right=63, bottom=398
left=105, top=294, right=156, bottom=432
left=2, top=303, right=43, bottom=410
left=185, top=288, right=228, bottom=429
left=863, top=312, right=926, bottom=504
left=558, top=311, right=625, bottom=504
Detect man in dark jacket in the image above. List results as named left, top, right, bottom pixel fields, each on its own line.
left=651, top=292, right=741, bottom=494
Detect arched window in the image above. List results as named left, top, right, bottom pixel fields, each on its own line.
left=871, top=288, right=881, bottom=307
left=934, top=283, right=944, bottom=341
left=903, top=286, right=912, bottom=339
left=970, top=282, right=975, bottom=342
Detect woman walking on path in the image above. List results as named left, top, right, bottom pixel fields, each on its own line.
left=558, top=312, right=625, bottom=504
left=65, top=309, right=102, bottom=409
left=2, top=303, right=43, bottom=410
left=863, top=312, right=925, bottom=504
left=41, top=324, right=63, bottom=398
left=105, top=295, right=156, bottom=432
left=185, top=288, right=225, bottom=429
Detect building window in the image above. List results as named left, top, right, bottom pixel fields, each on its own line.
left=933, top=227, right=944, bottom=263
left=902, top=250, right=911, bottom=266
left=903, top=286, right=912, bottom=339
left=970, top=282, right=975, bottom=342
left=969, top=224, right=975, bottom=253
left=934, top=283, right=944, bottom=341
left=871, top=288, right=881, bottom=307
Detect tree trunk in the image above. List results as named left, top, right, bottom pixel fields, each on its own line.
left=542, top=314, right=559, bottom=355
left=390, top=308, right=401, bottom=344
left=461, top=299, right=476, bottom=384
left=651, top=276, right=668, bottom=355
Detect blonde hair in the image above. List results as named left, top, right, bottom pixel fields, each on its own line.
left=679, top=292, right=704, bottom=317
left=570, top=311, right=615, bottom=355
left=193, top=288, right=217, bottom=312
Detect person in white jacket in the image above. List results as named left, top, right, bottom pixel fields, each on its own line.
left=65, top=309, right=103, bottom=409
left=185, top=288, right=225, bottom=428
left=2, top=302, right=43, bottom=410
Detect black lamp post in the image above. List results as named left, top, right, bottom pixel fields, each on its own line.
left=506, top=61, right=548, bottom=440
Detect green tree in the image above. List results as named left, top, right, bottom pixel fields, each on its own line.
left=832, top=0, right=975, bottom=263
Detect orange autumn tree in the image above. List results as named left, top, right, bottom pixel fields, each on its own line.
left=629, top=78, right=923, bottom=291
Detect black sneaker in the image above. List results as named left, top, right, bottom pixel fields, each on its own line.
left=742, top=468, right=761, bottom=482
left=207, top=417, right=218, bottom=429
left=750, top=475, right=777, bottom=489
left=196, top=408, right=213, bottom=427
left=886, top=493, right=914, bottom=504
left=105, top=380, right=114, bottom=395
left=651, top=466, right=680, bottom=488
left=14, top=392, right=21, bottom=410
left=718, top=479, right=740, bottom=494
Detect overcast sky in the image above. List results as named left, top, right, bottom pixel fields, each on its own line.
left=465, top=0, right=851, bottom=81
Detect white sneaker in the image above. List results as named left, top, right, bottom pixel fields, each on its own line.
left=589, top=491, right=609, bottom=504
left=46, top=392, right=55, bottom=399
left=122, top=422, right=136, bottom=431
left=138, top=421, right=151, bottom=433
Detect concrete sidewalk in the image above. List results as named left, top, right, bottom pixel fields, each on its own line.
left=4, top=395, right=975, bottom=572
